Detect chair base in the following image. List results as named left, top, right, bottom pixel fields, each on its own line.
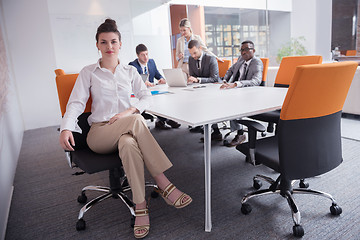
left=241, top=175, right=342, bottom=237
left=76, top=182, right=158, bottom=231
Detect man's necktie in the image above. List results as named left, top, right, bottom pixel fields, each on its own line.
left=240, top=63, right=248, bottom=80
left=144, top=66, right=148, bottom=74
left=196, top=59, right=200, bottom=69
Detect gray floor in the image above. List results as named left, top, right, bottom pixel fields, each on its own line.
left=5, top=116, right=360, bottom=240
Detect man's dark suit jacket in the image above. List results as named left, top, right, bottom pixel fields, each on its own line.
left=129, top=59, right=163, bottom=83
left=188, top=52, right=220, bottom=83
left=223, top=56, right=263, bottom=87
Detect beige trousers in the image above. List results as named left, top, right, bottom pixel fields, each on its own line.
left=87, top=114, right=173, bottom=204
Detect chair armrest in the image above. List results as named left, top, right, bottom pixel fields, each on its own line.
left=237, top=119, right=266, bottom=149
left=237, top=119, right=266, bottom=132
left=65, top=150, right=74, bottom=168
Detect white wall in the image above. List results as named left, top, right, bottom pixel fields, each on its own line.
left=291, top=0, right=332, bottom=61
left=0, top=1, right=24, bottom=238
left=269, top=11, right=291, bottom=58
left=47, top=0, right=134, bottom=72
left=2, top=0, right=59, bottom=130
left=130, top=1, right=172, bottom=72
left=315, top=0, right=332, bottom=61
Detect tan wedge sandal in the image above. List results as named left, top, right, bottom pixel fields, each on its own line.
left=156, top=183, right=192, bottom=209
left=134, top=208, right=150, bottom=239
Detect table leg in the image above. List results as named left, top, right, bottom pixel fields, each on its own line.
left=204, top=124, right=212, bottom=232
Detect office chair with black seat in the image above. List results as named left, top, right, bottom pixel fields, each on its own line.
left=250, top=55, right=323, bottom=135
left=236, top=61, right=357, bottom=237
left=54, top=69, right=158, bottom=231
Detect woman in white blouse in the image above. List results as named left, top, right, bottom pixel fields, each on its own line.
left=59, top=19, right=192, bottom=239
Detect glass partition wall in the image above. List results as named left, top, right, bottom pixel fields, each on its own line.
left=204, top=6, right=290, bottom=66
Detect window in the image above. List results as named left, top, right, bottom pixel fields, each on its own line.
left=204, top=7, right=290, bottom=66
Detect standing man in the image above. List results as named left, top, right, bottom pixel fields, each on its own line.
left=129, top=44, right=166, bottom=87
left=187, top=39, right=222, bottom=138
left=129, top=44, right=181, bottom=130
left=220, top=40, right=263, bottom=147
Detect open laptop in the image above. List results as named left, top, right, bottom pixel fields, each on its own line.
left=163, top=68, right=188, bottom=87
left=140, top=74, right=149, bottom=82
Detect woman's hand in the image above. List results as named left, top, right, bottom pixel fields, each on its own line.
left=59, top=130, right=75, bottom=151
left=109, top=107, right=139, bottom=124
left=178, top=52, right=184, bottom=60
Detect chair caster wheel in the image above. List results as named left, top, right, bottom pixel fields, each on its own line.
left=77, top=194, right=87, bottom=204
left=253, top=179, right=262, bottom=189
left=151, top=190, right=159, bottom=198
left=261, top=132, right=267, bottom=137
left=330, top=204, right=342, bottom=215
left=299, top=179, right=309, bottom=188
left=293, top=224, right=304, bottom=237
left=131, top=216, right=135, bottom=228
left=76, top=219, right=86, bottom=231
left=241, top=203, right=252, bottom=215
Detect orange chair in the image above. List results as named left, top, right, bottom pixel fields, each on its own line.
left=55, top=69, right=92, bottom=116
left=250, top=55, right=323, bottom=133
left=274, top=55, right=323, bottom=87
left=217, top=59, right=232, bottom=78
left=237, top=61, right=357, bottom=237
left=259, top=58, right=269, bottom=86
left=346, top=50, right=357, bottom=56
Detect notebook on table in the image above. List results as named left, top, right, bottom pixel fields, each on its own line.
left=162, top=68, right=188, bottom=87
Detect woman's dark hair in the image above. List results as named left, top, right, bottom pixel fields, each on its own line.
left=96, top=18, right=121, bottom=42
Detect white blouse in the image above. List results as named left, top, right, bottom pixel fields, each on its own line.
left=60, top=59, right=152, bottom=133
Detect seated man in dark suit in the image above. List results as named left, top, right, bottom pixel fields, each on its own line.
left=220, top=40, right=263, bottom=147
left=129, top=44, right=180, bottom=130
left=187, top=39, right=222, bottom=138
left=187, top=40, right=220, bottom=84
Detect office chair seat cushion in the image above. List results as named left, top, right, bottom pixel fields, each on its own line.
left=71, top=148, right=122, bottom=174
left=254, top=136, right=280, bottom=172
left=250, top=110, right=280, bottom=123
left=71, top=112, right=92, bottom=151
left=69, top=112, right=123, bottom=174
left=236, top=135, right=280, bottom=172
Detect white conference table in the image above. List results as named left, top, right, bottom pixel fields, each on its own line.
left=146, top=83, right=288, bottom=232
